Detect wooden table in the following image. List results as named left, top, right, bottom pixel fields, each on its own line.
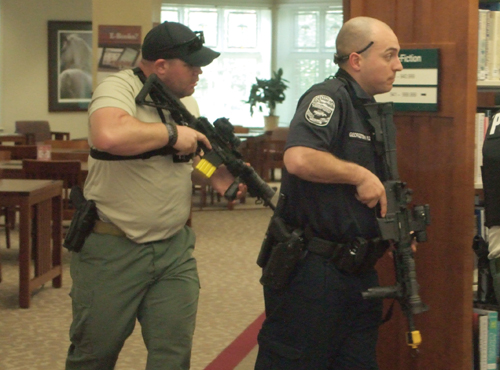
left=235, top=131, right=265, bottom=139
left=0, top=179, right=63, bottom=308
left=0, top=160, right=89, bottom=181
left=0, top=133, right=27, bottom=145
left=50, top=148, right=89, bottom=162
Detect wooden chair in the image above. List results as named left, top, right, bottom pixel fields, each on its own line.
left=264, top=126, right=289, bottom=140
left=0, top=151, right=12, bottom=250
left=50, top=151, right=89, bottom=162
left=0, top=145, right=37, bottom=160
left=43, top=139, right=89, bottom=150
left=22, top=159, right=82, bottom=221
left=233, top=125, right=250, bottom=134
left=15, top=120, right=70, bottom=144
left=242, top=134, right=267, bottom=171
left=0, top=133, right=27, bottom=145
left=259, top=127, right=289, bottom=182
left=260, top=140, right=286, bottom=181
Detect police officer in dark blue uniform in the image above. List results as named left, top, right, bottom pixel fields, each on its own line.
left=484, top=113, right=500, bottom=302
left=255, top=17, right=403, bottom=370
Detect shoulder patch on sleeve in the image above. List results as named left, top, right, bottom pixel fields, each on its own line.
left=305, top=95, right=335, bottom=126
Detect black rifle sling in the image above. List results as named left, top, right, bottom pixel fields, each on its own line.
left=335, top=76, right=381, bottom=149
left=90, top=67, right=176, bottom=161
left=335, top=75, right=391, bottom=180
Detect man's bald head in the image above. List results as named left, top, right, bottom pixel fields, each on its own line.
left=335, top=17, right=395, bottom=65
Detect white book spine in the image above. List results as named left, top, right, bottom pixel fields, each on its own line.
left=480, top=314, right=488, bottom=370
left=475, top=112, right=485, bottom=185
left=479, top=9, right=490, bottom=80
left=490, top=12, right=500, bottom=80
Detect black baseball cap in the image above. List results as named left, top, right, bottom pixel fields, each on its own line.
left=141, top=21, right=220, bottom=67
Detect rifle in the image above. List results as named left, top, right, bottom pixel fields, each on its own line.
left=135, top=73, right=276, bottom=210
left=361, top=102, right=430, bottom=351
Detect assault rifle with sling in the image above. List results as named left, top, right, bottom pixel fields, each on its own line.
left=135, top=73, right=276, bottom=209
left=361, top=102, right=430, bottom=351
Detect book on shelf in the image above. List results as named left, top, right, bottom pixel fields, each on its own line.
left=480, top=2, right=500, bottom=12
left=473, top=311, right=480, bottom=370
left=475, top=206, right=489, bottom=242
left=477, top=9, right=500, bottom=82
left=488, top=11, right=500, bottom=80
left=479, top=9, right=489, bottom=81
left=473, top=308, right=498, bottom=370
left=474, top=109, right=496, bottom=188
left=475, top=112, right=487, bottom=186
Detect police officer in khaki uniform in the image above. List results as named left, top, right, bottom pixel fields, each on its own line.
left=255, top=17, right=403, bottom=370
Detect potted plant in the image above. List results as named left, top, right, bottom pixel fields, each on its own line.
left=245, top=68, right=289, bottom=131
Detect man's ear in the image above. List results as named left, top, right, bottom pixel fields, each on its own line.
left=348, top=53, right=362, bottom=72
left=154, top=59, right=169, bottom=74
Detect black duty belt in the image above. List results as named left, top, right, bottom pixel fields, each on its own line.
left=306, top=235, right=389, bottom=274
left=306, top=237, right=344, bottom=258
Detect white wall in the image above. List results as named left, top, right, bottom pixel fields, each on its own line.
left=0, top=0, right=91, bottom=139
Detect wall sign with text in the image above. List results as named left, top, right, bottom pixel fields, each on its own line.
left=376, top=48, right=439, bottom=112
left=97, top=25, right=142, bottom=84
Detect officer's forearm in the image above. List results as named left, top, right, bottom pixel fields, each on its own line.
left=284, top=146, right=370, bottom=185
left=90, top=107, right=169, bottom=155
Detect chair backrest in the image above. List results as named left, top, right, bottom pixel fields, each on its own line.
left=0, top=145, right=37, bottom=160
left=0, top=133, right=27, bottom=145
left=51, top=151, right=89, bottom=162
left=0, top=151, right=11, bottom=180
left=260, top=140, right=286, bottom=181
left=0, top=151, right=12, bottom=161
left=265, top=127, right=289, bottom=140
left=233, top=125, right=250, bottom=134
left=15, top=121, right=52, bottom=143
left=22, top=159, right=82, bottom=220
left=44, top=139, right=89, bottom=150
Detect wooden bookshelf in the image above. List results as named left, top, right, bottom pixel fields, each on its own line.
left=478, top=80, right=500, bottom=91
left=344, top=1, right=477, bottom=369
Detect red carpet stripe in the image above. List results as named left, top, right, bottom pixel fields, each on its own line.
left=204, top=312, right=266, bottom=370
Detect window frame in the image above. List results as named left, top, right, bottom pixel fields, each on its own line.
left=160, top=1, right=343, bottom=128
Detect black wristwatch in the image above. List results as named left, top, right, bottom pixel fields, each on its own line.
left=165, top=122, right=178, bottom=147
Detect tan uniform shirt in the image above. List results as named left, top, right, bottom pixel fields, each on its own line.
left=85, top=69, right=194, bottom=243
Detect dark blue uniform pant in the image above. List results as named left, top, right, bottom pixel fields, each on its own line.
left=255, top=253, right=382, bottom=370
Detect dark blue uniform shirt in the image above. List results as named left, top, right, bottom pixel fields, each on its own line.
left=282, top=69, right=384, bottom=242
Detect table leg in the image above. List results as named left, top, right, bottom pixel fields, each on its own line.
left=52, top=194, right=62, bottom=288
left=18, top=199, right=32, bottom=309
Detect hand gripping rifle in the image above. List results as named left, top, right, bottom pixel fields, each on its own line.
left=361, top=102, right=431, bottom=351
left=135, top=73, right=276, bottom=210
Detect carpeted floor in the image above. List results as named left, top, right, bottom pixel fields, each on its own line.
left=0, top=200, right=274, bottom=369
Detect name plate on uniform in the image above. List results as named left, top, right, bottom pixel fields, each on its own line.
left=376, top=48, right=439, bottom=112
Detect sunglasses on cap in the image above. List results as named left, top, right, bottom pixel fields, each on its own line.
left=157, top=31, right=205, bottom=59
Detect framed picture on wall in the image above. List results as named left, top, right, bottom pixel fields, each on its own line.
left=48, top=21, right=92, bottom=112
